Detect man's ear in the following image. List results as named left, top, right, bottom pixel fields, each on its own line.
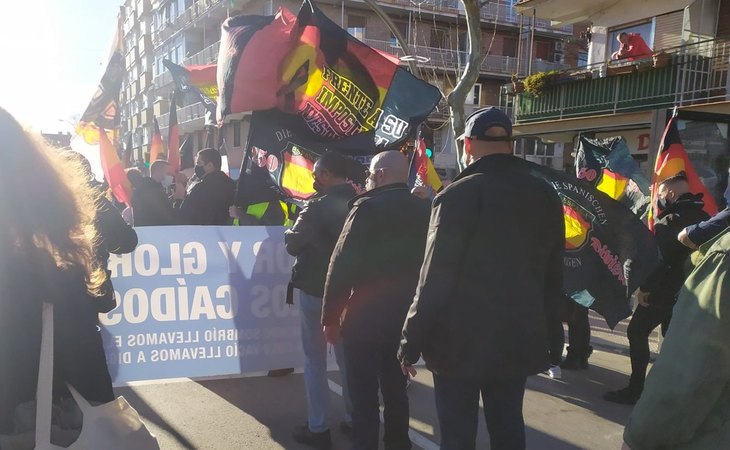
left=463, top=138, right=472, bottom=157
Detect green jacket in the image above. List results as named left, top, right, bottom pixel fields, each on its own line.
left=624, top=228, right=730, bottom=450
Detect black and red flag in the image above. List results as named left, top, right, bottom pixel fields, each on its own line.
left=574, top=135, right=651, bottom=218
left=649, top=117, right=718, bottom=230
left=167, top=92, right=181, bottom=173
left=237, top=110, right=368, bottom=210
left=217, top=0, right=441, bottom=150
left=528, top=165, right=660, bottom=329
left=163, top=59, right=218, bottom=115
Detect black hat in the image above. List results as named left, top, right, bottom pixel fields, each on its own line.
left=457, top=107, right=513, bottom=141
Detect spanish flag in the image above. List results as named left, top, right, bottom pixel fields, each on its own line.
left=409, top=138, right=443, bottom=193
left=280, top=149, right=316, bottom=199
left=167, top=93, right=181, bottom=173
left=649, top=117, right=717, bottom=230
left=149, top=117, right=164, bottom=163
left=99, top=128, right=132, bottom=206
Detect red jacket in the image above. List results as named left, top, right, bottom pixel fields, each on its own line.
left=620, top=33, right=653, bottom=61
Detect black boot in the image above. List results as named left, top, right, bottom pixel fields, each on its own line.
left=560, top=346, right=592, bottom=370
left=292, top=425, right=332, bottom=450
left=603, top=383, right=643, bottom=405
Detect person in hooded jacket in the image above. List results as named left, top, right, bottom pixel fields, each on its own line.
left=605, top=173, right=710, bottom=404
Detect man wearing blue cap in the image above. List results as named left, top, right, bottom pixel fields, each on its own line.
left=399, top=108, right=565, bottom=450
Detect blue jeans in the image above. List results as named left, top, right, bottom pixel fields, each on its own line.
left=433, top=374, right=527, bottom=450
left=299, top=291, right=353, bottom=432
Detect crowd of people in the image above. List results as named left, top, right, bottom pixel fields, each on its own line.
left=1, top=103, right=730, bottom=450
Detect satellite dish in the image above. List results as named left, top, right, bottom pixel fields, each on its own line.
left=400, top=55, right=430, bottom=63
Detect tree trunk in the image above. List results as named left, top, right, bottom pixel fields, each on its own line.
left=449, top=0, right=483, bottom=172
left=365, top=0, right=484, bottom=173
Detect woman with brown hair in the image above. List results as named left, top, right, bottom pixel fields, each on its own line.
left=0, top=107, right=117, bottom=433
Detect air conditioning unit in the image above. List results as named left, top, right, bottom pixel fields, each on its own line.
left=554, top=41, right=565, bottom=52
left=551, top=52, right=564, bottom=63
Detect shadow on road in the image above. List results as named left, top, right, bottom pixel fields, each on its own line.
left=116, top=386, right=197, bottom=449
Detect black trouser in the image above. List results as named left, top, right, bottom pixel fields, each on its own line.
left=344, top=339, right=411, bottom=450
left=627, top=304, right=672, bottom=388
left=567, top=305, right=591, bottom=356
left=433, top=374, right=527, bottom=450
left=547, top=315, right=565, bottom=365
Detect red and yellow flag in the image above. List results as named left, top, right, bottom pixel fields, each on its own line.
left=280, top=149, right=316, bottom=199
left=649, top=117, right=717, bottom=230
left=149, top=117, right=164, bottom=164
left=409, top=138, right=443, bottom=193
left=99, top=128, right=132, bottom=206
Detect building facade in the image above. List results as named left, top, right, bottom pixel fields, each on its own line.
left=118, top=0, right=573, bottom=177
left=513, top=0, right=730, bottom=204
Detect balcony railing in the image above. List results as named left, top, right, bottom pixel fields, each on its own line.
left=376, top=0, right=572, bottom=34
left=152, top=0, right=223, bottom=46
left=514, top=38, right=730, bottom=123
left=363, top=39, right=568, bottom=75
left=429, top=102, right=513, bottom=120
left=158, top=101, right=208, bottom=130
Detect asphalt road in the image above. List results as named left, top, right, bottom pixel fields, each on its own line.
left=117, top=313, right=659, bottom=449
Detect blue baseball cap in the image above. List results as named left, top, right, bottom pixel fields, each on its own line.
left=457, top=107, right=513, bottom=141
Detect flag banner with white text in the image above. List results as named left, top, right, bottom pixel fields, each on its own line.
left=101, top=226, right=316, bottom=384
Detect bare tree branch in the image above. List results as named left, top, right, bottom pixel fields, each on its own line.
left=362, top=0, right=418, bottom=74
left=449, top=0, right=482, bottom=171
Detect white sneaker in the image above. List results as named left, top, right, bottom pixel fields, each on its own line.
left=548, top=365, right=562, bottom=380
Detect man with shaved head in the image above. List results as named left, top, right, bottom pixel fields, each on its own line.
left=605, top=173, right=709, bottom=405
left=322, top=150, right=430, bottom=450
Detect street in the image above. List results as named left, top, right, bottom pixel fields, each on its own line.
left=118, top=313, right=657, bottom=449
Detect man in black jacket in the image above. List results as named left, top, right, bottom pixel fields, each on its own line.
left=605, top=174, right=710, bottom=404
left=399, top=108, right=565, bottom=450
left=323, top=151, right=430, bottom=450
left=284, top=152, right=357, bottom=449
left=175, top=148, right=234, bottom=225
left=132, top=160, right=178, bottom=226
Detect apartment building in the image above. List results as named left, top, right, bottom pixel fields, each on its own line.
left=512, top=0, right=730, bottom=202
left=119, top=0, right=573, bottom=175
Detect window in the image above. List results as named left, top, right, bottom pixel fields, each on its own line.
left=176, top=45, right=184, bottom=65
left=515, top=137, right=558, bottom=168
left=430, top=28, right=449, bottom=49
left=502, top=36, right=518, bottom=57
left=347, top=15, right=366, bottom=41
left=389, top=21, right=409, bottom=46
left=577, top=50, right=588, bottom=67
left=468, top=83, right=481, bottom=105
left=233, top=122, right=241, bottom=147
left=608, top=21, right=654, bottom=56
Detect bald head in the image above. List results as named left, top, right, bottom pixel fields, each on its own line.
left=367, top=151, right=409, bottom=190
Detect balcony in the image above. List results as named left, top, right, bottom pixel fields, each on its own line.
left=157, top=101, right=208, bottom=130
left=363, top=39, right=568, bottom=76
left=139, top=71, right=153, bottom=92
left=429, top=101, right=513, bottom=120
left=152, top=0, right=223, bottom=46
left=514, top=39, right=730, bottom=123
left=374, top=0, right=571, bottom=34
left=153, top=40, right=220, bottom=91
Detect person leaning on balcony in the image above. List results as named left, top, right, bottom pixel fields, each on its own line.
left=611, top=32, right=654, bottom=61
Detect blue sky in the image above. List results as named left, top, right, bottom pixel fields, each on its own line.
left=0, top=0, right=120, bottom=133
